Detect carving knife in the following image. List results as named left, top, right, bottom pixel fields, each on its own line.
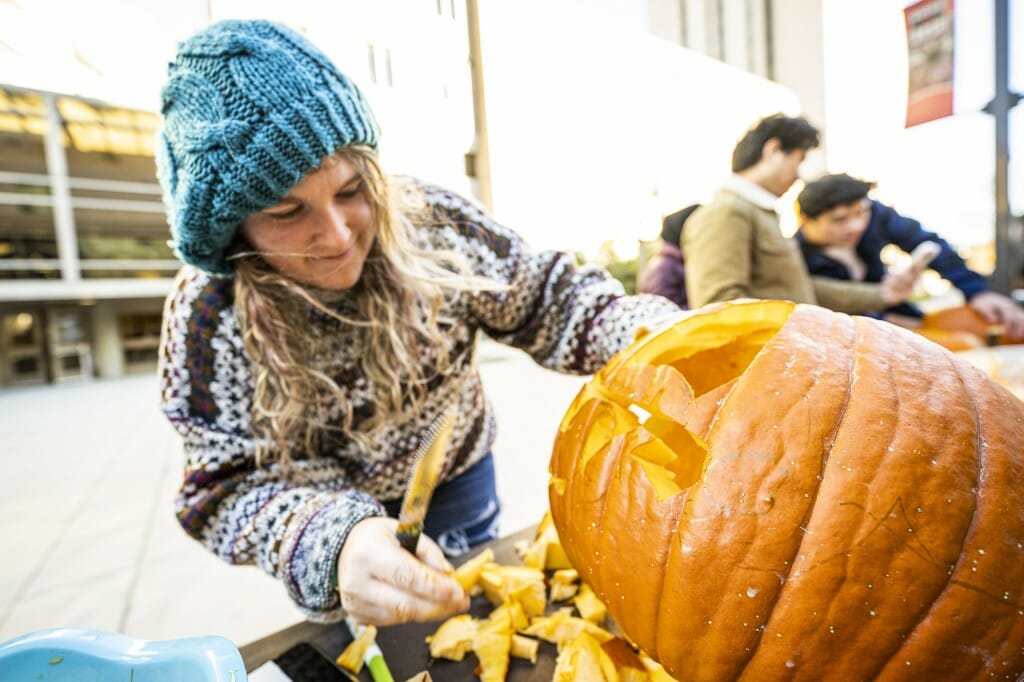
left=395, top=408, right=455, bottom=554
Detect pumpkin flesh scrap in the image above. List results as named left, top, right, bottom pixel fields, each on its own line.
left=454, top=547, right=494, bottom=594
left=553, top=631, right=619, bottom=681
left=426, top=614, right=476, bottom=661
left=335, top=624, right=377, bottom=673
left=472, top=605, right=513, bottom=682
left=510, top=633, right=539, bottom=663
left=549, top=568, right=580, bottom=602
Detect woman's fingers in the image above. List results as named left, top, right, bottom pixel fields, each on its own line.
left=337, top=517, right=469, bottom=627
left=342, top=576, right=468, bottom=626
left=416, top=533, right=455, bottom=574
left=379, top=544, right=467, bottom=607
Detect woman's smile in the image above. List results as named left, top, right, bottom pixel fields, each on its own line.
left=240, top=156, right=376, bottom=290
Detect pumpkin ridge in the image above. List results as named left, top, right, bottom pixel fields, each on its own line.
left=961, top=365, right=1024, bottom=678
left=653, top=306, right=843, bottom=678
left=550, top=394, right=605, bottom=565
left=878, top=356, right=1016, bottom=680
left=647, top=505, right=678, bottom=663
left=575, top=433, right=623, bottom=585
left=733, top=308, right=858, bottom=677
left=774, top=319, right=964, bottom=677
left=595, top=438, right=683, bottom=656
left=771, top=324, right=981, bottom=679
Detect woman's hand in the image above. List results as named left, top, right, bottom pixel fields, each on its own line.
left=337, top=516, right=470, bottom=626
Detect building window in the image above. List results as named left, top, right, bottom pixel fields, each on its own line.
left=1, top=310, right=46, bottom=384
left=0, top=88, right=60, bottom=280
left=709, top=0, right=725, bottom=62
left=679, top=0, right=689, bottom=46
left=368, top=44, right=378, bottom=84
left=47, top=308, right=92, bottom=382
left=668, top=0, right=770, bottom=79
left=120, top=311, right=162, bottom=369
left=0, top=87, right=176, bottom=281
left=14, top=355, right=40, bottom=375
left=59, top=97, right=174, bottom=279
left=437, top=0, right=455, bottom=19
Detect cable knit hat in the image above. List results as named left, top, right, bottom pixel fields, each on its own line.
left=156, top=19, right=379, bottom=274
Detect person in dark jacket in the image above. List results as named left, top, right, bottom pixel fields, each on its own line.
left=796, top=173, right=1024, bottom=337
left=637, top=204, right=700, bottom=308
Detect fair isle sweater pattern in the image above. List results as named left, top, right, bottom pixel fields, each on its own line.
left=158, top=181, right=680, bottom=621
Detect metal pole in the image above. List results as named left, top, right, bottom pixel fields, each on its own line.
left=992, top=0, right=1011, bottom=293
left=465, top=0, right=493, bottom=212
left=42, top=93, right=80, bottom=283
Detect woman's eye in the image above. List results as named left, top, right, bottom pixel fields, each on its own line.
left=267, top=205, right=302, bottom=220
left=336, top=183, right=364, bottom=201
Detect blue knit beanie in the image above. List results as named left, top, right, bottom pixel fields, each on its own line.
left=156, top=19, right=379, bottom=274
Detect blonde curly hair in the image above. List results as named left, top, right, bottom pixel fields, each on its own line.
left=230, top=145, right=500, bottom=466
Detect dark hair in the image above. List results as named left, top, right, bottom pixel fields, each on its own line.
left=731, top=114, right=820, bottom=172
left=660, top=204, right=701, bottom=245
left=797, top=173, right=876, bottom=218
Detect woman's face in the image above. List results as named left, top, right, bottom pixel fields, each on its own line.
left=240, top=155, right=375, bottom=290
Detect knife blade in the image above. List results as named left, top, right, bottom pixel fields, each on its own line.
left=395, top=408, right=455, bottom=554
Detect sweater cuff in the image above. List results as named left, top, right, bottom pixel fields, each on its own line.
left=283, top=491, right=384, bottom=618
left=595, top=294, right=682, bottom=360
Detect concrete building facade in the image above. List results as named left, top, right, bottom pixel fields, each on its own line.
left=0, top=0, right=478, bottom=388
left=0, top=0, right=826, bottom=386
left=0, top=85, right=174, bottom=386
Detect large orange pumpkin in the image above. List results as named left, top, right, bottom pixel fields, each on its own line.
left=549, top=300, right=1024, bottom=681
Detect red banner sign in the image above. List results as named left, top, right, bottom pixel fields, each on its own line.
left=904, top=0, right=955, bottom=127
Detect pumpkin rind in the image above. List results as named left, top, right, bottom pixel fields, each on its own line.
left=549, top=300, right=1024, bottom=681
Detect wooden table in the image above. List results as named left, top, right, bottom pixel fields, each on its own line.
left=240, top=526, right=560, bottom=681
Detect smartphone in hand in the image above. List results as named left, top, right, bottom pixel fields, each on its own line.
left=890, top=241, right=941, bottom=275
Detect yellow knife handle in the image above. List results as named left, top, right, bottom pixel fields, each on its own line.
left=395, top=524, right=421, bottom=554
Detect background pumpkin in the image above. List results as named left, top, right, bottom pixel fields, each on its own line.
left=549, top=299, right=1024, bottom=681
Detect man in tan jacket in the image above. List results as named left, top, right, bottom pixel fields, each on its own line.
left=683, top=114, right=922, bottom=312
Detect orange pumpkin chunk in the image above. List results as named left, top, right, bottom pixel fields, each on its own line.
left=335, top=624, right=377, bottom=674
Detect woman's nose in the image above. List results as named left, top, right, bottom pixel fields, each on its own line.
left=320, top=206, right=352, bottom=243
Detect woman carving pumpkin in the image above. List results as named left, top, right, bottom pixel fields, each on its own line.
left=156, top=19, right=680, bottom=626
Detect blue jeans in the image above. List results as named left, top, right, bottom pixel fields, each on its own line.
left=384, top=453, right=500, bottom=558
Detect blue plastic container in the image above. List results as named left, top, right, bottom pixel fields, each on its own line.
left=0, top=627, right=247, bottom=681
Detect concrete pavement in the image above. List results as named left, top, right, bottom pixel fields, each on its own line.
left=0, top=340, right=586, bottom=649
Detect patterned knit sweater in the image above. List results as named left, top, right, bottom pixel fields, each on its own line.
left=158, top=182, right=680, bottom=621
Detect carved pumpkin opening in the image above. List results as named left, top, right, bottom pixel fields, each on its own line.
left=556, top=300, right=796, bottom=501
left=630, top=417, right=707, bottom=499
left=625, top=302, right=794, bottom=399
left=666, top=329, right=780, bottom=397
